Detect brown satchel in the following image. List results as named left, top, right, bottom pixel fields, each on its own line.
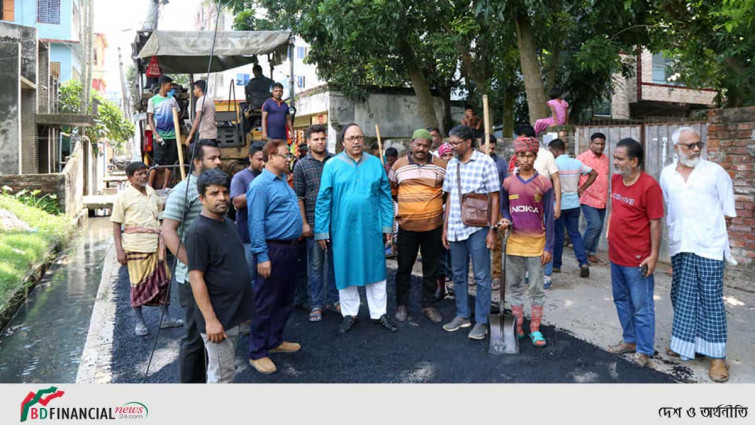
left=456, top=162, right=491, bottom=227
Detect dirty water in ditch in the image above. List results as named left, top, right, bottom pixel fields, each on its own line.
left=0, top=217, right=111, bottom=383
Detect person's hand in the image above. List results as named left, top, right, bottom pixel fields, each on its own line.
left=442, top=230, right=449, bottom=250
left=384, top=233, right=392, bottom=244
left=554, top=204, right=561, bottom=220
left=639, top=254, right=658, bottom=278
left=541, top=251, right=552, bottom=265
left=496, top=218, right=511, bottom=233
left=205, top=318, right=227, bottom=343
left=156, top=136, right=164, bottom=145
left=318, top=240, right=329, bottom=251
left=486, top=229, right=497, bottom=250
left=577, top=188, right=585, bottom=198
left=257, top=260, right=272, bottom=279
left=116, top=248, right=127, bottom=266
left=302, top=223, right=313, bottom=238
left=262, top=131, right=268, bottom=140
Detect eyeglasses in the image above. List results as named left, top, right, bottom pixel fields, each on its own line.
left=272, top=152, right=295, bottom=160
left=678, top=141, right=705, bottom=150
left=345, top=135, right=364, bottom=143
left=448, top=139, right=468, bottom=147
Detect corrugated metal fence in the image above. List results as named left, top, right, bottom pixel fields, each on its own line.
left=572, top=122, right=708, bottom=260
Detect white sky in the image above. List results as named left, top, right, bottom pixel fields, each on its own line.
left=95, top=0, right=204, bottom=100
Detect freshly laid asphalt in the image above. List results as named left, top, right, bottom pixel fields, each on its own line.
left=110, top=266, right=678, bottom=384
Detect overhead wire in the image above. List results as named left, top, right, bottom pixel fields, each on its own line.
left=141, top=0, right=227, bottom=383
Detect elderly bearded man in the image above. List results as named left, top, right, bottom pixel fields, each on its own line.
left=660, top=127, right=736, bottom=382
left=315, top=123, right=397, bottom=333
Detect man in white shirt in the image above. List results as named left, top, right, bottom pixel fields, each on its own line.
left=660, top=126, right=736, bottom=383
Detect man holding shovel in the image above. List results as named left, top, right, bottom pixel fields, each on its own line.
left=498, top=136, right=555, bottom=348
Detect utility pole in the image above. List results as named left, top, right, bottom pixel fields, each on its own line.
left=142, top=0, right=161, bottom=31
left=118, top=47, right=132, bottom=120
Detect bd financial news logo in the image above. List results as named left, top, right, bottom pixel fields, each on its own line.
left=20, top=387, right=148, bottom=422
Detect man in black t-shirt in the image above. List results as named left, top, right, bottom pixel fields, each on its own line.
left=186, top=169, right=255, bottom=383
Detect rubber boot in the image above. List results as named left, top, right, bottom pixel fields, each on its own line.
left=530, top=305, right=543, bottom=333
left=435, top=276, right=446, bottom=301
left=511, top=305, right=525, bottom=338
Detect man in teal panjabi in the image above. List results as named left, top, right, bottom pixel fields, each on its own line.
left=314, top=123, right=397, bottom=334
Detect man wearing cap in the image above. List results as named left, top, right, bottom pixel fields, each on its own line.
left=390, top=129, right=447, bottom=323
left=498, top=136, right=554, bottom=347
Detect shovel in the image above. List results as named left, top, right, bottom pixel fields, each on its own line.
left=488, top=228, right=518, bottom=355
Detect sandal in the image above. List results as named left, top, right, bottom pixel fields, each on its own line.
left=607, top=341, right=636, bottom=354
left=309, top=308, right=323, bottom=322
left=529, top=331, right=547, bottom=347
left=709, top=359, right=729, bottom=383
left=665, top=347, right=680, bottom=358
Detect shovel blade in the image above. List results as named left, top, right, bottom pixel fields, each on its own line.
left=488, top=312, right=519, bottom=355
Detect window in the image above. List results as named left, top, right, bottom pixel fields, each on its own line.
left=296, top=46, right=308, bottom=59
left=38, top=0, right=61, bottom=24
left=651, top=52, right=684, bottom=85
left=296, top=76, right=306, bottom=88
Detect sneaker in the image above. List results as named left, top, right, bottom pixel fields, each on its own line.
left=580, top=264, right=590, bottom=278
left=543, top=276, right=552, bottom=290
left=442, top=316, right=472, bottom=332
left=159, top=317, right=184, bottom=329
left=394, top=305, right=408, bottom=322
left=468, top=323, right=488, bottom=340
left=249, top=357, right=277, bottom=374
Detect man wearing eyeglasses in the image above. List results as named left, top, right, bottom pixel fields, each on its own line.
left=246, top=140, right=304, bottom=374
left=441, top=125, right=500, bottom=341
left=660, top=126, right=736, bottom=383
left=314, top=123, right=397, bottom=334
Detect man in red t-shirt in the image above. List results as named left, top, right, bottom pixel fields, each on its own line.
left=605, top=138, right=664, bottom=368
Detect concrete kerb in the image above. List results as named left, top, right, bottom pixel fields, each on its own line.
left=76, top=239, right=118, bottom=384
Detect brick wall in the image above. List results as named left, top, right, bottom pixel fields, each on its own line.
left=706, top=106, right=755, bottom=285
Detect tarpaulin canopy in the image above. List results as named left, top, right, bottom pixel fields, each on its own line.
left=135, top=30, right=292, bottom=74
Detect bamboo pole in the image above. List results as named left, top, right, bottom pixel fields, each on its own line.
left=375, top=124, right=385, bottom=167
left=172, top=106, right=186, bottom=180
left=483, top=94, right=491, bottom=155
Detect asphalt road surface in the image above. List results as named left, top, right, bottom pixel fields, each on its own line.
left=110, top=266, right=678, bottom=384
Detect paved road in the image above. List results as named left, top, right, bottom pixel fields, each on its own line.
left=110, top=266, right=680, bottom=384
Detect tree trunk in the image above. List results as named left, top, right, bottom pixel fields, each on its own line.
left=397, top=36, right=440, bottom=129
left=545, top=46, right=560, bottom=94
left=515, top=14, right=547, bottom=123
left=502, top=90, right=514, bottom=137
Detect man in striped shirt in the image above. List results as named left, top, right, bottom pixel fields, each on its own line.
left=162, top=140, right=222, bottom=383
left=389, top=129, right=447, bottom=323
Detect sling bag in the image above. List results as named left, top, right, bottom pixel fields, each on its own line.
left=456, top=161, right=491, bottom=227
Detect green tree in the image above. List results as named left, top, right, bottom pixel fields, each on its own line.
left=58, top=80, right=135, bottom=152
left=642, top=0, right=755, bottom=106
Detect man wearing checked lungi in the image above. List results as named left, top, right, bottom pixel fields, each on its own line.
left=112, top=162, right=184, bottom=337
left=660, top=126, right=737, bottom=382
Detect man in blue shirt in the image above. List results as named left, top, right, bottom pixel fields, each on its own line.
left=547, top=139, right=597, bottom=288
left=261, top=83, right=292, bottom=141
left=230, top=142, right=265, bottom=277
left=246, top=140, right=304, bottom=374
